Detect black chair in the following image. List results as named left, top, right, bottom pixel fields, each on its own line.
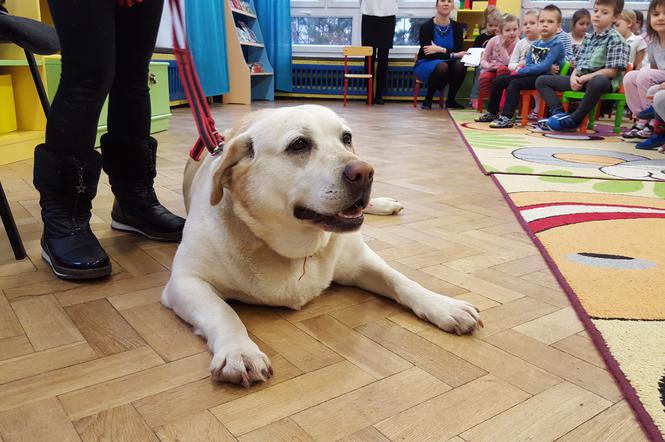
left=0, top=9, right=59, bottom=260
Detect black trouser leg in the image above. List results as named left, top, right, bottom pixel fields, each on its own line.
left=46, top=0, right=116, bottom=155
left=570, top=75, right=613, bottom=123
left=374, top=48, right=389, bottom=100
left=501, top=76, right=538, bottom=117
left=535, top=75, right=571, bottom=115
left=108, top=0, right=164, bottom=139
left=487, top=74, right=513, bottom=115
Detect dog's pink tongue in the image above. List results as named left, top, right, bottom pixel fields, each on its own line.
left=338, top=207, right=363, bottom=219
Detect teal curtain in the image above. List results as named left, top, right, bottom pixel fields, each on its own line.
left=254, top=0, right=292, bottom=92
left=185, top=0, right=229, bottom=95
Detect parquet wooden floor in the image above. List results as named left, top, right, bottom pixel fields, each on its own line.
left=0, top=100, right=649, bottom=441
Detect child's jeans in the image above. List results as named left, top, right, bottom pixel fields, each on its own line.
left=623, top=69, right=665, bottom=125
left=470, top=68, right=481, bottom=99
left=535, top=75, right=613, bottom=123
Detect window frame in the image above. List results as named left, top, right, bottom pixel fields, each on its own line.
left=291, top=1, right=435, bottom=58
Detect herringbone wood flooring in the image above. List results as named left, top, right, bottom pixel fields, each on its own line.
left=0, top=100, right=649, bottom=441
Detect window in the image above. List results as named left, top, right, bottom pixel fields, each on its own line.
left=291, top=0, right=433, bottom=57
left=292, top=17, right=353, bottom=45
left=393, top=17, right=428, bottom=46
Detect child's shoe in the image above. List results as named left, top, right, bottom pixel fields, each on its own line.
left=474, top=112, right=497, bottom=122
left=637, top=105, right=655, bottom=120
left=470, top=98, right=479, bottom=109
left=546, top=113, right=580, bottom=132
left=636, top=125, right=653, bottom=139
left=622, top=124, right=645, bottom=142
left=489, top=115, right=514, bottom=128
left=635, top=133, right=665, bottom=150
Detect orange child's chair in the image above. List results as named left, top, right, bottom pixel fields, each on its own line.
left=343, top=46, right=373, bottom=107
left=519, top=61, right=571, bottom=127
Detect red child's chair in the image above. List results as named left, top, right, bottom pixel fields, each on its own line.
left=476, top=66, right=511, bottom=113
left=413, top=76, right=445, bottom=108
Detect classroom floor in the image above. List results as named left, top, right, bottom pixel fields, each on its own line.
left=0, top=100, right=649, bottom=441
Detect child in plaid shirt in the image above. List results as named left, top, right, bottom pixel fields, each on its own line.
left=535, top=0, right=629, bottom=131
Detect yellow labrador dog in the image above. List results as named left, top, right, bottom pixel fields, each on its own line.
left=162, top=105, right=481, bottom=387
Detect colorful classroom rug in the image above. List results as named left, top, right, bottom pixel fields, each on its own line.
left=493, top=174, right=665, bottom=441
left=449, top=109, right=665, bottom=181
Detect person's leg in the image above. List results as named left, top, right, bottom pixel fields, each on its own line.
left=102, top=0, right=185, bottom=241
left=423, top=62, right=448, bottom=108
left=374, top=48, right=389, bottom=103
left=36, top=0, right=116, bottom=279
left=445, top=59, right=466, bottom=108
left=501, top=76, right=538, bottom=118
left=486, top=74, right=513, bottom=115
left=652, top=89, right=665, bottom=121
left=570, top=75, right=612, bottom=123
left=535, top=75, right=572, bottom=114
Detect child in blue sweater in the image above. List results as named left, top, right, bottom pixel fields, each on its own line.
left=475, top=5, right=566, bottom=128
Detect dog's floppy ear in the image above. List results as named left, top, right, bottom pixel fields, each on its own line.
left=210, top=133, right=253, bottom=206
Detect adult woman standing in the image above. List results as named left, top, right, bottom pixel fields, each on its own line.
left=414, top=0, right=467, bottom=109
left=360, top=0, right=398, bottom=105
left=34, top=0, right=185, bottom=280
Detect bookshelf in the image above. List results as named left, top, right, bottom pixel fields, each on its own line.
left=223, top=0, right=274, bottom=104
left=454, top=9, right=485, bottom=51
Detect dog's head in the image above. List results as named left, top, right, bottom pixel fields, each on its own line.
left=209, top=105, right=373, bottom=255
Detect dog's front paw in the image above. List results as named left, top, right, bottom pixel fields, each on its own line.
left=414, top=295, right=482, bottom=335
left=210, top=340, right=273, bottom=387
left=364, top=197, right=403, bottom=215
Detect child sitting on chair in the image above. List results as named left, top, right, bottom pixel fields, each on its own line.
left=475, top=5, right=566, bottom=128
left=535, top=0, right=629, bottom=132
left=476, top=14, right=520, bottom=106
left=508, top=9, right=540, bottom=72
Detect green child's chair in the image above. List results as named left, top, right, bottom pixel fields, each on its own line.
left=561, top=63, right=633, bottom=134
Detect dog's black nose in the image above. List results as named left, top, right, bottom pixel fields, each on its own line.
left=343, top=161, right=374, bottom=187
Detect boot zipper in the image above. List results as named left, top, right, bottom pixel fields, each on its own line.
left=72, top=166, right=86, bottom=230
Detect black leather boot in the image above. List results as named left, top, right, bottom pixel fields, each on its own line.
left=101, top=134, right=185, bottom=242
left=33, top=145, right=111, bottom=280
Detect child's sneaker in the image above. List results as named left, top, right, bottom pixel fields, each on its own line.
left=546, top=113, right=580, bottom=132
left=637, top=105, right=655, bottom=120
left=527, top=111, right=539, bottom=120
left=636, top=133, right=665, bottom=150
left=474, top=112, right=497, bottom=123
left=489, top=115, right=514, bottom=128
left=636, top=125, right=653, bottom=139
left=470, top=98, right=479, bottom=109
left=621, top=124, right=645, bottom=142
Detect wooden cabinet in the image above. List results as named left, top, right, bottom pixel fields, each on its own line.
left=0, top=0, right=170, bottom=165
left=223, top=0, right=274, bottom=104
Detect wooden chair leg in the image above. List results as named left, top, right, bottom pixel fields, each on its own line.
left=413, top=81, right=419, bottom=108
left=344, top=78, right=347, bottom=107
left=0, top=181, right=26, bottom=260
left=439, top=90, right=444, bottom=109
left=368, top=79, right=372, bottom=106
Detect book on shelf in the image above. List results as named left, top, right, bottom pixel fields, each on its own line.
left=238, top=21, right=258, bottom=42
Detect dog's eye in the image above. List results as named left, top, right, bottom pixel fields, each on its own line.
left=287, top=137, right=310, bottom=153
left=342, top=133, right=352, bottom=145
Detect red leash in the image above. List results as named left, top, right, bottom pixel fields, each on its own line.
left=169, top=0, right=225, bottom=160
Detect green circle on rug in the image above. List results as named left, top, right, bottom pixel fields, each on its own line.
left=483, top=164, right=499, bottom=172
left=654, top=182, right=665, bottom=199
left=506, top=166, right=534, bottom=173
left=539, top=171, right=590, bottom=184
left=592, top=180, right=644, bottom=193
